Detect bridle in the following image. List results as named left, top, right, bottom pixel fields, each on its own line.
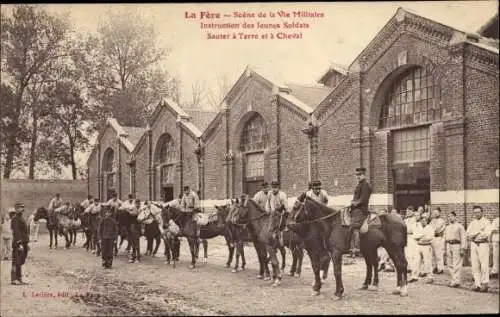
left=290, top=198, right=348, bottom=226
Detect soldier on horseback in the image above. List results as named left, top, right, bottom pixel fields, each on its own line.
left=306, top=180, right=329, bottom=205
left=80, top=195, right=93, bottom=210
left=265, top=181, right=288, bottom=247
left=48, top=193, right=63, bottom=213
left=253, top=182, right=270, bottom=209
left=347, top=167, right=372, bottom=256
left=106, top=192, right=123, bottom=210
left=181, top=185, right=201, bottom=242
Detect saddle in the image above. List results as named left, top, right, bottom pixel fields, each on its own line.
left=360, top=214, right=382, bottom=234
left=340, top=208, right=351, bottom=227
left=194, top=211, right=217, bottom=226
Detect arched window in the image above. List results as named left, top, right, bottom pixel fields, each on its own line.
left=155, top=134, right=176, bottom=164
left=379, top=67, right=441, bottom=128
left=102, top=148, right=114, bottom=172
left=240, top=113, right=267, bottom=153
left=154, top=133, right=176, bottom=187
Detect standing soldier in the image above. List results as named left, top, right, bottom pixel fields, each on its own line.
left=98, top=207, right=119, bottom=269
left=181, top=186, right=201, bottom=241
left=490, top=214, right=499, bottom=279
left=265, top=181, right=288, bottom=247
left=28, top=210, right=39, bottom=243
left=413, top=213, right=435, bottom=284
left=85, top=198, right=103, bottom=254
left=443, top=211, right=467, bottom=287
left=122, top=198, right=141, bottom=263
left=10, top=203, right=29, bottom=285
left=253, top=182, right=270, bottom=209
left=406, top=206, right=419, bottom=281
left=1, top=209, right=15, bottom=260
left=430, top=208, right=446, bottom=274
left=306, top=180, right=329, bottom=205
left=466, top=205, right=492, bottom=292
left=48, top=193, right=63, bottom=212
left=347, top=167, right=372, bottom=256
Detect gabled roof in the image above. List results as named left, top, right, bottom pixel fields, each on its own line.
left=285, top=83, right=333, bottom=110
left=184, top=108, right=218, bottom=133
left=317, top=63, right=348, bottom=85
left=133, top=97, right=204, bottom=154
left=85, top=118, right=146, bottom=166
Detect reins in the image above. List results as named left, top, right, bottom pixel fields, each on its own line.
left=290, top=202, right=348, bottom=226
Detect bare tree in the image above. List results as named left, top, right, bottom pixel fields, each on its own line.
left=206, top=74, right=232, bottom=111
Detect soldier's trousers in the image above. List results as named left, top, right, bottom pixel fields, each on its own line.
left=11, top=245, right=27, bottom=281
left=101, top=239, right=114, bottom=267
left=491, top=240, right=499, bottom=275
left=446, top=243, right=463, bottom=285
left=413, top=244, right=433, bottom=280
left=431, top=236, right=445, bottom=271
left=406, top=235, right=418, bottom=274
left=470, top=241, right=489, bottom=287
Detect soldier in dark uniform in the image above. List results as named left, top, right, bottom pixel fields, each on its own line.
left=11, top=203, right=29, bottom=285
left=347, top=167, right=372, bottom=255
left=98, top=207, right=119, bottom=269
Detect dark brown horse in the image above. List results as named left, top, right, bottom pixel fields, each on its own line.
left=287, top=194, right=408, bottom=298
left=226, top=198, right=291, bottom=279
left=231, top=196, right=285, bottom=287
left=34, top=207, right=72, bottom=249
left=162, top=205, right=226, bottom=268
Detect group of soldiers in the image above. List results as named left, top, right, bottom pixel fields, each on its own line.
left=389, top=204, right=500, bottom=292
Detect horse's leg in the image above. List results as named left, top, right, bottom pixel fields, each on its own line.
left=233, top=241, right=240, bottom=273
left=202, top=239, right=208, bottom=263
left=297, top=246, right=304, bottom=277
left=322, top=252, right=330, bottom=281
left=361, top=249, right=371, bottom=290
left=371, top=247, right=380, bottom=289
left=49, top=229, right=53, bottom=249
left=54, top=228, right=58, bottom=249
left=268, top=246, right=282, bottom=287
left=331, top=248, right=345, bottom=299
left=225, top=235, right=234, bottom=268
left=310, top=251, right=322, bottom=296
left=387, top=245, right=408, bottom=297
left=188, top=238, right=197, bottom=269
left=290, top=246, right=297, bottom=277
left=240, top=242, right=246, bottom=270
left=153, top=236, right=161, bottom=256
left=279, top=246, right=286, bottom=272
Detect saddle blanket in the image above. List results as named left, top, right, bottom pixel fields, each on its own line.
left=166, top=219, right=180, bottom=236
left=341, top=208, right=351, bottom=227
left=194, top=212, right=218, bottom=226
left=360, top=214, right=382, bottom=234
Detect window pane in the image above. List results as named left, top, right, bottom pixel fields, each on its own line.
left=393, top=127, right=430, bottom=163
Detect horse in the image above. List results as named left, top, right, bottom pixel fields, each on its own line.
left=278, top=211, right=306, bottom=278
left=75, top=204, right=94, bottom=251
left=67, top=203, right=83, bottom=246
left=137, top=205, right=164, bottom=256
left=161, top=205, right=227, bottom=269
left=224, top=198, right=278, bottom=278
left=231, top=196, right=286, bottom=287
left=55, top=206, right=78, bottom=249
left=286, top=193, right=408, bottom=298
left=34, top=207, right=60, bottom=249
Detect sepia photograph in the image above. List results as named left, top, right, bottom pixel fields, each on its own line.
left=0, top=1, right=499, bottom=316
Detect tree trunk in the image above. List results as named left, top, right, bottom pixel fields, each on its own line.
left=28, top=110, right=39, bottom=179
left=68, top=130, right=77, bottom=180
left=3, top=91, right=25, bottom=179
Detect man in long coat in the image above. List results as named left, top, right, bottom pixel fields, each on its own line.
left=11, top=203, right=29, bottom=285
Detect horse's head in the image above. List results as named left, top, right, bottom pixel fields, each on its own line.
left=34, top=207, right=49, bottom=222
left=231, top=194, right=251, bottom=224
left=287, top=193, right=314, bottom=229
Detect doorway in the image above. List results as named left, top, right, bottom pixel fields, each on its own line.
left=161, top=185, right=174, bottom=203
left=393, top=162, right=430, bottom=215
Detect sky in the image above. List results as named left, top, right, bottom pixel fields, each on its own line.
left=3, top=1, right=498, bottom=179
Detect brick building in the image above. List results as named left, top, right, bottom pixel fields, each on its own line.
left=87, top=8, right=499, bottom=224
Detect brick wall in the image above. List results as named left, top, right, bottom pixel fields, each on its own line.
left=203, top=117, right=226, bottom=199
